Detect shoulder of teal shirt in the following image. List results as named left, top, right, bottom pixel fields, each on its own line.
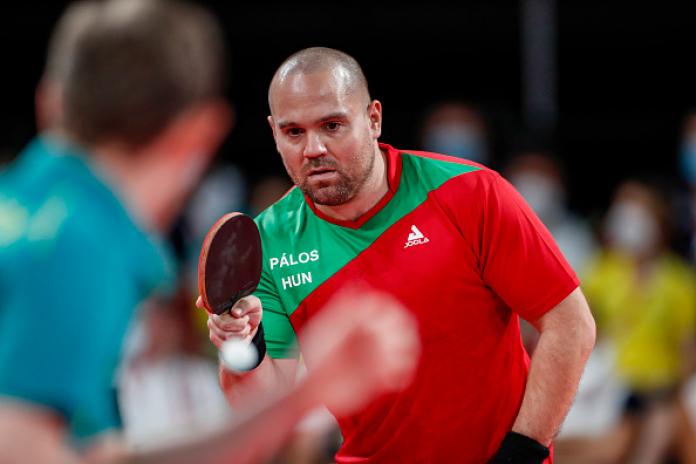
left=0, top=135, right=176, bottom=438
left=2, top=135, right=176, bottom=292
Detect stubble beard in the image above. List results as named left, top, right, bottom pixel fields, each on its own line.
left=298, top=146, right=376, bottom=206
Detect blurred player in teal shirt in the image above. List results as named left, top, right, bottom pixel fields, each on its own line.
left=0, top=0, right=231, bottom=460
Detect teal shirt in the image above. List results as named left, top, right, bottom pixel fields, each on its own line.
left=0, top=136, right=174, bottom=441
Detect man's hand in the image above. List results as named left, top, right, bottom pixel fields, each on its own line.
left=299, top=289, right=421, bottom=417
left=197, top=295, right=262, bottom=350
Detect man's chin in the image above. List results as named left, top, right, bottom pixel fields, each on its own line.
left=305, top=186, right=352, bottom=206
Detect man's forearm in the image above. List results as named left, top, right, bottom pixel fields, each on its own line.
left=512, top=290, right=596, bottom=445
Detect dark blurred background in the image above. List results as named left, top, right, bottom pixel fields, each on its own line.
left=1, top=1, right=694, bottom=218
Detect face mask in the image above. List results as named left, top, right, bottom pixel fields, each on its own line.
left=188, top=165, right=247, bottom=238
left=605, top=200, right=659, bottom=256
left=424, top=124, right=488, bottom=164
left=679, top=136, right=696, bottom=184
left=510, top=172, right=563, bottom=225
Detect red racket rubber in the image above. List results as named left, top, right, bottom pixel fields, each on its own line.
left=198, top=212, right=262, bottom=315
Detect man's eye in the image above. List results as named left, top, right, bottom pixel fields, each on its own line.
left=325, top=122, right=341, bottom=131
left=286, top=128, right=303, bottom=137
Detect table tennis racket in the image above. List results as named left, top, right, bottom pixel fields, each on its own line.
left=198, top=212, right=262, bottom=315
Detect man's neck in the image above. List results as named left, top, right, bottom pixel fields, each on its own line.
left=89, top=142, right=164, bottom=232
left=314, top=145, right=389, bottom=222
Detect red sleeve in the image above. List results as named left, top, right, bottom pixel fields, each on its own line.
left=451, top=170, right=579, bottom=321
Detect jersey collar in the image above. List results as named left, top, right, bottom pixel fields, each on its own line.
left=303, top=142, right=403, bottom=229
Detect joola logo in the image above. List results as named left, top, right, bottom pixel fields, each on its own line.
left=404, top=225, right=430, bottom=249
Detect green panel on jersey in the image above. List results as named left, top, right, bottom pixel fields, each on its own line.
left=254, top=152, right=480, bottom=328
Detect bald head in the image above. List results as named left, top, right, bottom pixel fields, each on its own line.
left=268, top=47, right=370, bottom=112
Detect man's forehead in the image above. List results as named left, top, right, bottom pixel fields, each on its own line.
left=275, top=68, right=350, bottom=99
left=271, top=71, right=365, bottom=121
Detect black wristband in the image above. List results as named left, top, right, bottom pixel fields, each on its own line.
left=490, top=432, right=549, bottom=464
left=249, top=322, right=266, bottom=369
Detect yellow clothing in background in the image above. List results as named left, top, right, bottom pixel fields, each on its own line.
left=583, top=251, right=696, bottom=392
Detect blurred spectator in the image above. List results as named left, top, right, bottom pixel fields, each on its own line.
left=505, top=150, right=597, bottom=276
left=581, top=180, right=696, bottom=463
left=680, top=374, right=696, bottom=463
left=675, top=110, right=696, bottom=264
left=504, top=150, right=613, bottom=454
left=419, top=100, right=490, bottom=165
left=248, top=174, right=293, bottom=216
left=118, top=288, right=230, bottom=452
left=178, top=163, right=249, bottom=293
left=505, top=148, right=596, bottom=355
left=553, top=342, right=629, bottom=464
left=185, top=164, right=248, bottom=233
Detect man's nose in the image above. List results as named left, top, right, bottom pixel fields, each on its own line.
left=303, top=131, right=327, bottom=158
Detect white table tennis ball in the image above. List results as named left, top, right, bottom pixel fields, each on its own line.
left=220, top=339, right=258, bottom=372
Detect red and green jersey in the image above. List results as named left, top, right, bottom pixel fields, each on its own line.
left=253, top=143, right=578, bottom=463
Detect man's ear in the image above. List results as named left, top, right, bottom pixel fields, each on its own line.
left=268, top=115, right=284, bottom=155
left=368, top=100, right=382, bottom=139
left=35, top=78, right=63, bottom=132
left=182, top=100, right=234, bottom=156
left=267, top=115, right=276, bottom=138
left=153, top=99, right=233, bottom=164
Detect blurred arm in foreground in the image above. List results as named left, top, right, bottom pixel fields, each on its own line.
left=128, top=290, right=419, bottom=464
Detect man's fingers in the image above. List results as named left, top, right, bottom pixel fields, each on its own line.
left=209, top=316, right=250, bottom=335
left=210, top=332, right=226, bottom=350
left=197, top=295, right=261, bottom=317
left=208, top=318, right=231, bottom=341
left=229, top=295, right=262, bottom=317
left=212, top=313, right=250, bottom=331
